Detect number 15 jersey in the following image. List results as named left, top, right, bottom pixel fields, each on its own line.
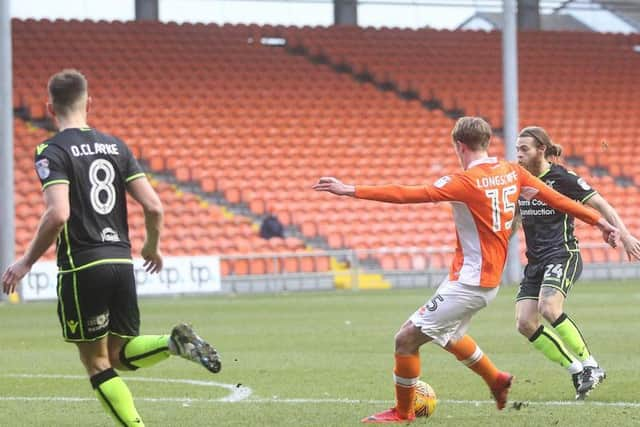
left=34, top=127, right=146, bottom=272
left=354, top=157, right=601, bottom=288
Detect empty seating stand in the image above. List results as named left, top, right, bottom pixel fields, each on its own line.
left=12, top=19, right=636, bottom=274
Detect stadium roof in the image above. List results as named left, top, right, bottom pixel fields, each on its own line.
left=9, top=0, right=640, bottom=32
left=595, top=0, right=640, bottom=30
left=458, top=12, right=592, bottom=31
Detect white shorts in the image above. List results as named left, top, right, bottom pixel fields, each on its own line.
left=408, top=280, right=499, bottom=347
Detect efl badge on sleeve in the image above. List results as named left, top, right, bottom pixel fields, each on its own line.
left=35, top=158, right=50, bottom=179
left=434, top=175, right=451, bottom=188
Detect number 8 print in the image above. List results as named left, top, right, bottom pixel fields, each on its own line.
left=89, top=159, right=116, bottom=215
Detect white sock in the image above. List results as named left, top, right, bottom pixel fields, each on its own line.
left=582, top=356, right=598, bottom=368
left=568, top=361, right=583, bottom=374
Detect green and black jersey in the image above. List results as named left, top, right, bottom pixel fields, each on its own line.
left=518, top=163, right=597, bottom=262
left=34, top=127, right=146, bottom=272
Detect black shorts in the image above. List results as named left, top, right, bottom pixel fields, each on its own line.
left=516, top=252, right=583, bottom=301
left=57, top=263, right=140, bottom=342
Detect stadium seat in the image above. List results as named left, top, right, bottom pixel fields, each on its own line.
left=11, top=19, right=638, bottom=273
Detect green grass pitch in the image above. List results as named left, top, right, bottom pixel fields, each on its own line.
left=1, top=281, right=639, bottom=426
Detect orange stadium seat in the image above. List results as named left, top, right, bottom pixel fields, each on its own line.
left=11, top=19, right=639, bottom=274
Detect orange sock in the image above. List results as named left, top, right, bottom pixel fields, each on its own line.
left=393, top=353, right=421, bottom=418
left=446, top=335, right=499, bottom=387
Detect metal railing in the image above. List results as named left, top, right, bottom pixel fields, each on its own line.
left=219, top=244, right=640, bottom=293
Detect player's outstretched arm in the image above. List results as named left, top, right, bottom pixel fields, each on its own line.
left=595, top=219, right=620, bottom=248
left=586, top=194, right=640, bottom=261
left=528, top=186, right=618, bottom=248
left=313, top=177, right=435, bottom=204
left=312, top=177, right=355, bottom=196
left=518, top=166, right=619, bottom=247
left=2, top=184, right=69, bottom=294
left=127, top=177, right=164, bottom=274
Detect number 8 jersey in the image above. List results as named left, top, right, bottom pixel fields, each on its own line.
left=34, top=127, right=146, bottom=272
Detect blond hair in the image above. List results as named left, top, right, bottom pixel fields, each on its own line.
left=451, top=117, right=492, bottom=151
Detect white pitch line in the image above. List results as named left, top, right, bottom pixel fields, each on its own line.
left=3, top=373, right=252, bottom=402
left=0, top=396, right=639, bottom=408
left=442, top=399, right=640, bottom=408
left=3, top=374, right=639, bottom=408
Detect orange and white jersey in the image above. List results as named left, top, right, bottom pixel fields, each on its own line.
left=355, top=157, right=601, bottom=288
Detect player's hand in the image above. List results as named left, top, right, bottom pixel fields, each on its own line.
left=596, top=218, right=619, bottom=248
left=141, top=243, right=163, bottom=274
left=621, top=234, right=640, bottom=261
left=1, top=257, right=32, bottom=295
left=312, top=177, right=355, bottom=196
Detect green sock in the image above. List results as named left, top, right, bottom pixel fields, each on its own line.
left=90, top=368, right=144, bottom=426
left=529, top=325, right=580, bottom=372
left=552, top=313, right=591, bottom=361
left=120, top=335, right=170, bottom=370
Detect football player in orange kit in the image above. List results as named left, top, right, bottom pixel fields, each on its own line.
left=313, top=116, right=618, bottom=423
